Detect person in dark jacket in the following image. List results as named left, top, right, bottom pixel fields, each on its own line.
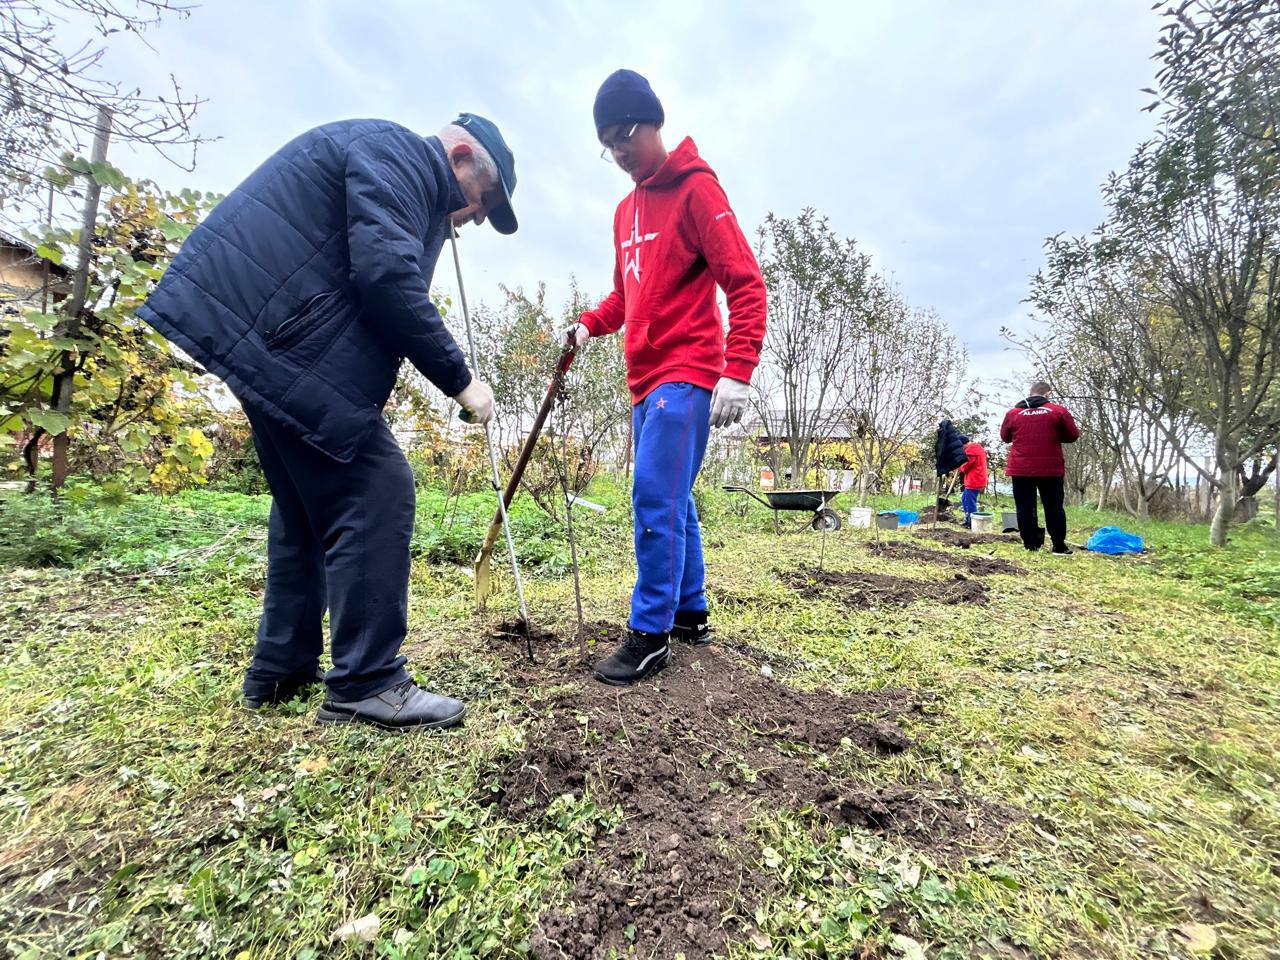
left=138, top=115, right=518, bottom=732
left=999, top=381, right=1080, bottom=553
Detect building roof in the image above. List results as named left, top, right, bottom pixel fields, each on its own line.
left=745, top=408, right=856, bottom=441
left=0, top=230, right=71, bottom=277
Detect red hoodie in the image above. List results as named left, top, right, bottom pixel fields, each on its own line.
left=579, top=137, right=767, bottom=403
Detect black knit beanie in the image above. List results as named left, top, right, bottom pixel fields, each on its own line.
left=593, top=69, right=664, bottom=135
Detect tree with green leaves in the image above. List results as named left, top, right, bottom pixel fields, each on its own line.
left=466, top=282, right=629, bottom=521
left=1, top=158, right=221, bottom=491
left=752, top=209, right=876, bottom=486
left=841, top=284, right=967, bottom=506
left=1031, top=0, right=1280, bottom=545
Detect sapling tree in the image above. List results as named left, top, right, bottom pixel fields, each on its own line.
left=1, top=164, right=221, bottom=491
left=752, top=209, right=876, bottom=485
left=841, top=284, right=967, bottom=506
left=534, top=287, right=628, bottom=654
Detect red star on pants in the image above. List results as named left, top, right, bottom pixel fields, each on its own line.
left=656, top=397, right=667, bottom=409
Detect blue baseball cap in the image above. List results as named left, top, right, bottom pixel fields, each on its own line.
left=452, top=112, right=517, bottom=234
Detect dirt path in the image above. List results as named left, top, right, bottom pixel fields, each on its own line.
left=785, top=566, right=991, bottom=609
left=914, top=528, right=1013, bottom=548
left=869, top=540, right=1026, bottom=576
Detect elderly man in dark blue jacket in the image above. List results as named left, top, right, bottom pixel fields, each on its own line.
left=138, top=114, right=517, bottom=732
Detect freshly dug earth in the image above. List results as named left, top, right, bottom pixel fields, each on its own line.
left=915, top=527, right=1012, bottom=548
left=482, top=623, right=1009, bottom=960
left=869, top=540, right=1025, bottom=577
left=915, top=505, right=955, bottom=524
left=785, top=565, right=991, bottom=608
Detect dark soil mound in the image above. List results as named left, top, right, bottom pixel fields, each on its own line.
left=916, top=505, right=956, bottom=524
left=480, top=624, right=1009, bottom=960
left=785, top=566, right=990, bottom=608
left=869, top=540, right=1025, bottom=577
left=915, top=527, right=1012, bottom=548
left=817, top=782, right=1011, bottom=849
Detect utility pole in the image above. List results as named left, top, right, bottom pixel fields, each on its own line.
left=49, top=106, right=112, bottom=493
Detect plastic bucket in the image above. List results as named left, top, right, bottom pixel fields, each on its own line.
left=875, top=512, right=899, bottom=531
left=1002, top=511, right=1019, bottom=532
left=971, top=512, right=994, bottom=534
left=849, top=506, right=873, bottom=529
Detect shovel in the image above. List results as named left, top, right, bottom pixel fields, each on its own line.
left=473, top=344, right=576, bottom=605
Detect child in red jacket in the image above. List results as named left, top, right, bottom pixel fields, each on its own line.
left=563, top=69, right=767, bottom=685
left=956, top=436, right=988, bottom=527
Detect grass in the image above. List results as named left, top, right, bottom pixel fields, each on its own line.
left=0, top=480, right=1277, bottom=959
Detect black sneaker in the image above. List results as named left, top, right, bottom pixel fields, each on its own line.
left=1051, top=544, right=1073, bottom=555
left=594, top=629, right=672, bottom=686
left=243, top=666, right=325, bottom=711
left=670, top=610, right=711, bottom=646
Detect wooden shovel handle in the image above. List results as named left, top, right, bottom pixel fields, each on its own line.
left=478, top=346, right=576, bottom=556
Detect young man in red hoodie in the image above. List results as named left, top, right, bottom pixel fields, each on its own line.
left=956, top=435, right=988, bottom=528
left=563, top=69, right=767, bottom=685
left=1000, top=381, right=1081, bottom=553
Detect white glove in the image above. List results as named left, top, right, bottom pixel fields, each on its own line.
left=559, top=322, right=590, bottom=348
left=709, top=376, right=750, bottom=428
left=452, top=378, right=495, bottom=424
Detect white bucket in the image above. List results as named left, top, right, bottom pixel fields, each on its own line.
left=849, top=506, right=873, bottom=529
left=971, top=512, right=994, bottom=534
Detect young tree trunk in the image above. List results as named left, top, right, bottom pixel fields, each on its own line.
left=1209, top=463, right=1237, bottom=547
left=22, top=429, right=44, bottom=493
left=50, top=106, right=113, bottom=493
left=563, top=493, right=587, bottom=661
left=623, top=417, right=633, bottom=479
left=857, top=470, right=870, bottom=507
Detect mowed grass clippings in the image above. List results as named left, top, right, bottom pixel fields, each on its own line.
left=0, top=486, right=1276, bottom=959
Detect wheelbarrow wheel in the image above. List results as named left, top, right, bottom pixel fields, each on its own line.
left=812, top=508, right=841, bottom=533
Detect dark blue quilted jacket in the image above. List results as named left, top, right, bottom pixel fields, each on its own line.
left=137, top=119, right=471, bottom=462
left=934, top=419, right=969, bottom=476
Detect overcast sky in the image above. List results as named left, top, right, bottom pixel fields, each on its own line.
left=91, top=0, right=1162, bottom=408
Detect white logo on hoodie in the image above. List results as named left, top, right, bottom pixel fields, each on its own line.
left=621, top=207, right=659, bottom=284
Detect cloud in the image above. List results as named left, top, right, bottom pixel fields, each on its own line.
left=94, top=0, right=1160, bottom=394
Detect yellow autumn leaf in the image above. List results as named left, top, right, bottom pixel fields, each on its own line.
left=187, top=427, right=214, bottom=458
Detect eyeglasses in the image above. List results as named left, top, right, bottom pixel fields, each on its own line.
left=600, top=123, right=640, bottom=162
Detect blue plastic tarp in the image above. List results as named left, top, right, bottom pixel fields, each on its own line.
left=879, top=509, right=920, bottom=526
left=1085, top=526, right=1145, bottom=555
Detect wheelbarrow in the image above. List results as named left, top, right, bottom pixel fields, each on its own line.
left=722, top=485, right=842, bottom=534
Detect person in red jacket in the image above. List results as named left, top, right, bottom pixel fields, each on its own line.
left=563, top=69, right=767, bottom=685
left=956, top=436, right=988, bottom=527
left=1000, top=381, right=1081, bottom=553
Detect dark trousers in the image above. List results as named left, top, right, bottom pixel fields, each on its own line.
left=1012, top=475, right=1067, bottom=549
left=244, top=410, right=414, bottom=702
